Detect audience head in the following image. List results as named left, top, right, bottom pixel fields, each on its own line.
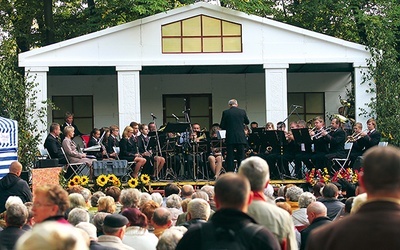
left=68, top=193, right=86, bottom=209
left=361, top=146, right=400, bottom=198
left=322, top=183, right=339, bottom=199
left=200, top=185, right=215, bottom=200
left=5, top=203, right=28, bottom=227
left=122, top=208, right=148, bottom=228
left=140, top=192, right=152, bottom=208
left=187, top=198, right=210, bottom=221
left=180, top=198, right=192, bottom=213
left=214, top=173, right=251, bottom=212
left=5, top=196, right=23, bottom=210
left=313, top=182, right=325, bottom=197
left=15, top=221, right=88, bottom=250
left=298, top=192, right=316, bottom=209
left=156, top=226, right=188, bottom=250
left=152, top=207, right=172, bottom=228
left=120, top=188, right=141, bottom=208
left=104, top=186, right=121, bottom=203
left=102, top=214, right=129, bottom=239
left=97, top=196, right=116, bottom=214
left=90, top=191, right=106, bottom=207
left=181, top=185, right=194, bottom=198
left=151, top=192, right=163, bottom=206
left=306, top=201, right=327, bottom=224
left=67, top=207, right=90, bottom=226
left=80, top=188, right=91, bottom=205
left=239, top=156, right=270, bottom=191
left=92, top=212, right=109, bottom=235
left=9, top=161, right=23, bottom=176
left=191, top=190, right=209, bottom=202
left=140, top=200, right=160, bottom=224
left=24, top=202, right=34, bottom=226
left=76, top=222, right=97, bottom=241
left=166, top=194, right=182, bottom=209
left=165, top=183, right=180, bottom=197
left=33, top=184, right=69, bottom=223
left=285, top=186, right=304, bottom=202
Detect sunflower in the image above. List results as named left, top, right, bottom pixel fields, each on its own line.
left=97, top=174, right=108, bottom=187
left=72, top=175, right=81, bottom=184
left=68, top=179, right=77, bottom=188
left=107, top=174, right=117, bottom=182
left=80, top=176, right=89, bottom=186
left=140, top=174, right=151, bottom=184
left=113, top=178, right=121, bottom=187
left=128, top=178, right=139, bottom=188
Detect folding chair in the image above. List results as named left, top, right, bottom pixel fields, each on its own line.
left=113, top=146, right=135, bottom=181
left=61, top=147, right=90, bottom=180
left=332, top=142, right=353, bottom=172
left=39, top=148, right=51, bottom=159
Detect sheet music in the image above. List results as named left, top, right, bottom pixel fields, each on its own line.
left=83, top=145, right=101, bottom=152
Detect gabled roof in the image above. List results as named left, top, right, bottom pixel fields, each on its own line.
left=19, top=2, right=370, bottom=68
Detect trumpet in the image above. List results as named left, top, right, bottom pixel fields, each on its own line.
left=346, top=129, right=368, bottom=143
left=311, top=126, right=332, bottom=140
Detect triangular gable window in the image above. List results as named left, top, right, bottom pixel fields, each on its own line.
left=162, top=15, right=242, bottom=53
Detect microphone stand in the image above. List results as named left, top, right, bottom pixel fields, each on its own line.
left=151, top=114, right=163, bottom=180
left=183, top=98, right=197, bottom=180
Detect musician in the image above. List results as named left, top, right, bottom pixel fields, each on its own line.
left=306, top=116, right=329, bottom=169
left=44, top=123, right=67, bottom=164
left=348, top=122, right=366, bottom=167
left=220, top=99, right=250, bottom=172
left=148, top=122, right=157, bottom=132
left=275, top=121, right=298, bottom=178
left=87, top=128, right=107, bottom=160
left=250, top=121, right=258, bottom=132
left=208, top=124, right=223, bottom=179
left=293, top=120, right=313, bottom=178
left=101, top=127, right=116, bottom=158
left=60, top=112, right=83, bottom=140
left=107, top=125, right=120, bottom=157
left=360, top=118, right=381, bottom=152
left=119, top=125, right=146, bottom=178
left=265, top=122, right=275, bottom=130
left=138, top=124, right=165, bottom=180
left=323, top=118, right=346, bottom=169
left=62, top=126, right=96, bottom=166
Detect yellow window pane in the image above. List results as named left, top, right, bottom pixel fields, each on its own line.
left=183, top=38, right=201, bottom=52
left=223, top=37, right=241, bottom=52
left=203, top=38, right=222, bottom=52
left=203, top=16, right=221, bottom=36
left=222, top=21, right=241, bottom=36
left=163, top=38, right=181, bottom=53
left=162, top=22, right=181, bottom=36
left=182, top=16, right=201, bottom=36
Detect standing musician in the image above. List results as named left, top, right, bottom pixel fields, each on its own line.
left=220, top=99, right=250, bottom=172
left=360, top=118, right=381, bottom=152
left=107, top=125, right=120, bottom=158
left=138, top=124, right=165, bottom=180
left=294, top=120, right=313, bottom=176
left=323, top=118, right=346, bottom=169
left=61, top=112, right=83, bottom=140
left=119, top=125, right=146, bottom=178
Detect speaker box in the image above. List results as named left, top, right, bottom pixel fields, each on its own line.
left=93, top=160, right=128, bottom=177
left=35, top=159, right=59, bottom=168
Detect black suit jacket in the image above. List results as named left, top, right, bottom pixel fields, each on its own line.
left=107, top=136, right=119, bottom=154
left=300, top=216, right=331, bottom=250
left=44, top=134, right=67, bottom=164
left=220, top=106, right=249, bottom=145
left=306, top=200, right=400, bottom=250
left=119, top=137, right=139, bottom=157
left=363, top=130, right=381, bottom=152
left=324, top=128, right=346, bottom=154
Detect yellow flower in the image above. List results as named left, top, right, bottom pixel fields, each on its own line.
left=128, top=178, right=139, bottom=188
left=68, top=179, right=77, bottom=188
left=80, top=176, right=89, bottom=186
left=97, top=174, right=108, bottom=187
left=140, top=174, right=151, bottom=185
left=113, top=178, right=121, bottom=187
left=72, top=175, right=81, bottom=184
left=107, top=174, right=117, bottom=182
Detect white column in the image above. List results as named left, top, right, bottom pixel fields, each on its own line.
left=116, top=66, right=142, bottom=128
left=26, top=67, right=49, bottom=145
left=264, top=63, right=289, bottom=126
left=354, top=63, right=375, bottom=125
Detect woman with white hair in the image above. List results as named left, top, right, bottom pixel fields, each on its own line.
left=292, top=192, right=316, bottom=229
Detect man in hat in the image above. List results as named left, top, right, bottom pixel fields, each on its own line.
left=97, top=214, right=134, bottom=250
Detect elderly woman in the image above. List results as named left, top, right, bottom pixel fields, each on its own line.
left=166, top=194, right=183, bottom=226
left=97, top=196, right=116, bottom=214
left=120, top=188, right=141, bottom=211
left=292, top=192, right=316, bottom=229
left=119, top=126, right=146, bottom=178
left=285, top=186, right=304, bottom=211
left=121, top=208, right=158, bottom=250
left=62, top=126, right=96, bottom=166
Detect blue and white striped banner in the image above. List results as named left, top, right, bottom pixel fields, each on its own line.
left=0, top=117, right=18, bottom=179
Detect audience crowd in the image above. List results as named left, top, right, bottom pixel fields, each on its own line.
left=0, top=145, right=399, bottom=249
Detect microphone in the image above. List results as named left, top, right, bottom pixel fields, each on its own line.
left=150, top=113, right=157, bottom=119
left=172, top=114, right=180, bottom=121
left=292, top=104, right=303, bottom=108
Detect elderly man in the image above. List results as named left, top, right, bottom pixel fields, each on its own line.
left=97, top=214, right=133, bottom=250
left=0, top=203, right=29, bottom=250
left=152, top=207, right=173, bottom=238
left=44, top=122, right=67, bottom=164
left=319, top=183, right=344, bottom=220
left=179, top=198, right=210, bottom=229
left=32, top=184, right=69, bottom=224
left=0, top=161, right=32, bottom=213
left=76, top=222, right=111, bottom=250
left=181, top=185, right=194, bottom=199
left=307, top=146, right=400, bottom=250
left=300, top=202, right=331, bottom=250
left=176, top=173, right=280, bottom=250
left=238, top=156, right=297, bottom=250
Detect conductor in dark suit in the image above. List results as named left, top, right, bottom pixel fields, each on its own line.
left=306, top=145, right=400, bottom=250
left=220, top=99, right=249, bottom=172
left=44, top=123, right=67, bottom=164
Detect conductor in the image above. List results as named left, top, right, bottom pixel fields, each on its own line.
left=220, top=99, right=250, bottom=172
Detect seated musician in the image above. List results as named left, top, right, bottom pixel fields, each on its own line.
left=62, top=126, right=96, bottom=166
left=148, top=122, right=157, bottom=132
left=360, top=118, right=381, bottom=152
left=60, top=112, right=83, bottom=140
left=323, top=118, right=346, bottom=169
left=106, top=125, right=119, bottom=158
left=306, top=116, right=329, bottom=169
left=208, top=123, right=223, bottom=179
left=265, top=122, right=275, bottom=130
left=294, top=120, right=313, bottom=176
left=348, top=122, right=366, bottom=167
left=44, top=123, right=67, bottom=164
left=119, top=125, right=146, bottom=178
left=250, top=121, right=258, bottom=132
left=138, top=124, right=165, bottom=180
left=87, top=128, right=107, bottom=160
left=276, top=121, right=298, bottom=178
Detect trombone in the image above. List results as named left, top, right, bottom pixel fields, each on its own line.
left=311, top=126, right=332, bottom=140
left=346, top=129, right=368, bottom=143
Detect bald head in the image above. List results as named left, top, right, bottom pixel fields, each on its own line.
left=9, top=161, right=22, bottom=176
left=181, top=185, right=194, bottom=198
left=307, top=201, right=327, bottom=224
left=152, top=207, right=172, bottom=228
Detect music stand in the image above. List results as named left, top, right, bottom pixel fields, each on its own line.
left=292, top=128, right=312, bottom=147
left=263, top=130, right=289, bottom=179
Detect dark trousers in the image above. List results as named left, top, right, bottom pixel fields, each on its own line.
left=226, top=143, right=245, bottom=172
